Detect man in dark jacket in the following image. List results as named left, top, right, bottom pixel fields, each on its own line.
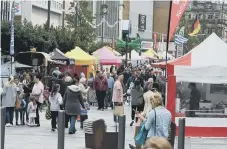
left=188, top=83, right=201, bottom=117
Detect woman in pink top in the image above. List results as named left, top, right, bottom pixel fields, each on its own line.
left=112, top=74, right=124, bottom=124
left=31, top=74, right=44, bottom=127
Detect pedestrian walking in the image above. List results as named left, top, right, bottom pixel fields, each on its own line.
left=63, top=78, right=85, bottom=134
left=27, top=96, right=37, bottom=127
left=93, top=71, right=108, bottom=111
left=80, top=98, right=90, bottom=129
left=31, top=74, right=44, bottom=127
left=49, top=84, right=63, bottom=132
left=2, top=76, right=17, bottom=127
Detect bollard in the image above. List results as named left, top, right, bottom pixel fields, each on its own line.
left=118, top=115, right=126, bottom=149
left=58, top=110, right=65, bottom=149
left=0, top=107, right=6, bottom=149
left=178, top=118, right=185, bottom=149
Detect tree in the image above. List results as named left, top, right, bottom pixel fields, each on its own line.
left=1, top=20, right=58, bottom=54
left=65, top=1, right=96, bottom=51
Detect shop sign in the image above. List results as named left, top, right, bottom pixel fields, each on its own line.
left=141, top=41, right=153, bottom=50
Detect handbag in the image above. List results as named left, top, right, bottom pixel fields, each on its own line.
left=45, top=102, right=51, bottom=120
left=135, top=109, right=156, bottom=146
left=135, top=121, right=148, bottom=146
left=113, top=105, right=124, bottom=116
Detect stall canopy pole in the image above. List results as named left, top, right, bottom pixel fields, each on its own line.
left=165, top=1, right=172, bottom=106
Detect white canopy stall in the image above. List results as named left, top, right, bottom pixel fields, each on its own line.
left=161, top=33, right=227, bottom=137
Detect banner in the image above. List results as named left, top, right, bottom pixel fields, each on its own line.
left=15, top=1, right=21, bottom=16
left=10, top=2, right=15, bottom=56
left=154, top=33, right=157, bottom=49
left=169, top=0, right=189, bottom=41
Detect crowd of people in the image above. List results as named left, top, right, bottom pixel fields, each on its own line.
left=1, top=63, right=173, bottom=148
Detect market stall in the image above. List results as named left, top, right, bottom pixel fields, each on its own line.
left=153, top=33, right=227, bottom=137
left=142, top=49, right=158, bottom=59
left=50, top=48, right=75, bottom=74
left=122, top=50, right=144, bottom=67
left=65, top=47, right=96, bottom=78
left=157, top=51, right=174, bottom=60
left=93, top=47, right=121, bottom=67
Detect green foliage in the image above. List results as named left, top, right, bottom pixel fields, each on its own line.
left=65, top=1, right=96, bottom=51
left=1, top=20, right=77, bottom=55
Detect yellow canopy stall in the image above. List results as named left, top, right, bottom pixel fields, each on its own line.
left=65, top=47, right=96, bottom=78
left=65, top=46, right=96, bottom=65
left=142, top=49, right=158, bottom=59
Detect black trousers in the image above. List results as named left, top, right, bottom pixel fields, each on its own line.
left=15, top=109, right=25, bottom=124
left=80, top=115, right=88, bottom=128
left=51, top=111, right=58, bottom=129
left=65, top=114, right=71, bottom=128
left=131, top=105, right=144, bottom=122
left=35, top=102, right=41, bottom=125
left=96, top=91, right=106, bottom=109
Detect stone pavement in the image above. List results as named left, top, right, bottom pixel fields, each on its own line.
left=4, top=105, right=227, bottom=149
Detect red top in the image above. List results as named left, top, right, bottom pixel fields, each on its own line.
left=93, top=76, right=108, bottom=91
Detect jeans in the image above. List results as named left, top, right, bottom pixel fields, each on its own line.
left=51, top=111, right=58, bottom=129
left=24, top=96, right=29, bottom=122
left=15, top=109, right=25, bottom=124
left=69, top=115, right=77, bottom=133
left=35, top=102, right=41, bottom=125
left=96, top=91, right=106, bottom=109
left=6, top=107, right=14, bottom=124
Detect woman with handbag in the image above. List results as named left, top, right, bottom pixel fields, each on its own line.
left=112, top=74, right=124, bottom=125
left=136, top=92, right=172, bottom=139
left=31, top=74, right=44, bottom=127
left=130, top=77, right=144, bottom=126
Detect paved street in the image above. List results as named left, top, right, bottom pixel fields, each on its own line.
left=4, top=105, right=227, bottom=149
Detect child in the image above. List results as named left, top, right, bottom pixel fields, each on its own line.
left=80, top=98, right=90, bottom=129
left=49, top=84, right=63, bottom=132
left=27, top=96, right=37, bottom=127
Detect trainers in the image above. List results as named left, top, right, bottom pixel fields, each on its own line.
left=5, top=123, right=11, bottom=127
left=51, top=128, right=55, bottom=132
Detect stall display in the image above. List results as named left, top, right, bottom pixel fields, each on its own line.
left=92, top=47, right=121, bottom=67
left=153, top=33, right=227, bottom=137
left=65, top=47, right=96, bottom=78
left=142, top=49, right=158, bottom=59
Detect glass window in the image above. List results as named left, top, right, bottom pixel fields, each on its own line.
left=188, top=14, right=191, bottom=19
left=208, top=14, right=213, bottom=19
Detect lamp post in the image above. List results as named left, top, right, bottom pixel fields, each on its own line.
left=101, top=4, right=108, bottom=46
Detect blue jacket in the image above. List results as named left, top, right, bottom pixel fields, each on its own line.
left=81, top=102, right=90, bottom=115
left=145, top=106, right=171, bottom=138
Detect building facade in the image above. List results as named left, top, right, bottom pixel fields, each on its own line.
left=185, top=1, right=227, bottom=39
left=15, top=1, right=63, bottom=27
left=94, top=0, right=122, bottom=43
left=129, top=0, right=154, bottom=40
left=1, top=0, right=11, bottom=21
left=153, top=1, right=170, bottom=41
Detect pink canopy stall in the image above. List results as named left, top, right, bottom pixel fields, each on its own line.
left=93, top=47, right=121, bottom=67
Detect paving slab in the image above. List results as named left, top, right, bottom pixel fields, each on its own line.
left=4, top=105, right=227, bottom=149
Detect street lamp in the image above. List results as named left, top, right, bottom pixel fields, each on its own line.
left=101, top=4, right=108, bottom=45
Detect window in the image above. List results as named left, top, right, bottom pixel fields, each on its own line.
left=188, top=14, right=191, bottom=19
left=198, top=13, right=203, bottom=19
left=208, top=28, right=213, bottom=34
left=208, top=14, right=213, bottom=19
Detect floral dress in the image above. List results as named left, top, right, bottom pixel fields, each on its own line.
left=87, top=77, right=96, bottom=104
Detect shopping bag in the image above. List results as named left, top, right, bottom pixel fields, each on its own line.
left=135, top=121, right=148, bottom=146
left=113, top=106, right=124, bottom=116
